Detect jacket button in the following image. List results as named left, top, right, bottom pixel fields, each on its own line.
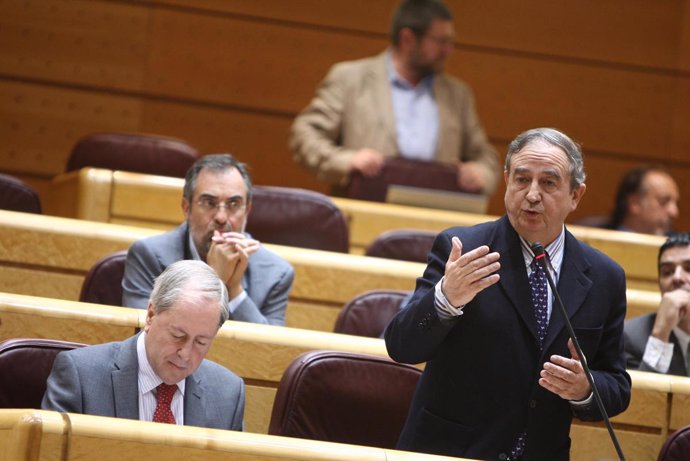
left=530, top=399, right=537, bottom=408
left=498, top=453, right=508, bottom=461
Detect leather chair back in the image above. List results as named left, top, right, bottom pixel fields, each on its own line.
left=346, top=157, right=460, bottom=202
left=268, top=350, right=421, bottom=448
left=67, top=132, right=200, bottom=178
left=79, top=250, right=127, bottom=306
left=0, top=338, right=86, bottom=408
left=365, top=229, right=436, bottom=263
left=658, top=425, right=690, bottom=461
left=334, top=290, right=410, bottom=338
left=248, top=186, right=349, bottom=253
left=0, top=173, right=42, bottom=214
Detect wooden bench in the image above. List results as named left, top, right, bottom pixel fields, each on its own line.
left=47, top=168, right=665, bottom=291
left=0, top=409, right=468, bottom=461
left=0, top=291, right=682, bottom=461
left=0, top=210, right=663, bottom=332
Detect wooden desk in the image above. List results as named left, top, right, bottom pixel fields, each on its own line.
left=0, top=409, right=468, bottom=461
left=48, top=168, right=665, bottom=291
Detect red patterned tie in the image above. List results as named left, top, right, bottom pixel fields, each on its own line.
left=152, top=383, right=177, bottom=424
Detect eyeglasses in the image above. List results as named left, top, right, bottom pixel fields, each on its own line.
left=423, top=33, right=455, bottom=48
left=196, top=196, right=246, bottom=214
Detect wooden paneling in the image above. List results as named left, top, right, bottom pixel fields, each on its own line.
left=0, top=0, right=149, bottom=89
left=0, top=81, right=142, bottom=175
left=2, top=0, right=690, bottom=232
left=144, top=8, right=385, bottom=112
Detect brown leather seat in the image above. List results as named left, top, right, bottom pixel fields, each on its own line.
left=248, top=186, right=349, bottom=253
left=268, top=350, right=421, bottom=448
left=346, top=157, right=461, bottom=202
left=334, top=289, right=410, bottom=338
left=365, top=229, right=436, bottom=263
left=79, top=250, right=127, bottom=306
left=66, top=132, right=200, bottom=178
left=0, top=338, right=86, bottom=408
left=658, top=425, right=690, bottom=461
left=0, top=173, right=42, bottom=214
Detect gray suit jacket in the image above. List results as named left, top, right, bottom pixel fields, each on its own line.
left=624, top=313, right=688, bottom=376
left=41, top=334, right=245, bottom=431
left=122, top=223, right=294, bottom=325
left=289, top=51, right=499, bottom=192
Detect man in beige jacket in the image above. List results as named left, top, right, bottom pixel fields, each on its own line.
left=290, top=0, right=499, bottom=196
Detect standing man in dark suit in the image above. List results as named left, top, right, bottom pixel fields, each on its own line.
left=385, top=127, right=631, bottom=460
left=122, top=153, right=294, bottom=325
left=43, top=260, right=245, bottom=430
left=625, top=232, right=690, bottom=375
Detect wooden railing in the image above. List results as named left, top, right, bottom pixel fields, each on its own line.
left=0, top=210, right=662, bottom=333
left=0, top=291, right=685, bottom=460
left=47, top=168, right=665, bottom=291
left=0, top=409, right=468, bottom=461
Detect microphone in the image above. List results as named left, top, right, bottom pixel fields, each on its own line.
left=531, top=242, right=626, bottom=461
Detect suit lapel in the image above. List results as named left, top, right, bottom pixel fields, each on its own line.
left=434, top=76, right=453, bottom=161
left=369, top=52, right=398, bottom=153
left=112, top=335, right=141, bottom=420
left=543, top=233, right=592, bottom=352
left=183, top=373, right=205, bottom=426
left=495, top=218, right=540, bottom=342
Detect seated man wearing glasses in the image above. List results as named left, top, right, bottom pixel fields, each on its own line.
left=123, top=154, right=294, bottom=326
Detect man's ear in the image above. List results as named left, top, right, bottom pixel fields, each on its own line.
left=144, top=303, right=155, bottom=332
left=181, top=197, right=190, bottom=219
left=398, top=27, right=417, bottom=50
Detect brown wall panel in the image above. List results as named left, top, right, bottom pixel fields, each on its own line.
left=141, top=101, right=326, bottom=191
left=145, top=8, right=386, bottom=113
left=454, top=0, right=683, bottom=70
left=148, top=0, right=684, bottom=71
left=453, top=51, right=682, bottom=159
left=159, top=0, right=396, bottom=34
left=0, top=0, right=149, bottom=91
left=1, top=81, right=142, bottom=176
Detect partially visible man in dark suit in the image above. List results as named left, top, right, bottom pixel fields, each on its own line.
left=43, top=260, right=244, bottom=430
left=625, top=232, right=690, bottom=376
left=122, top=153, right=294, bottom=325
left=385, top=127, right=631, bottom=460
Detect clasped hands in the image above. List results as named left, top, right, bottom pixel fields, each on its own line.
left=443, top=236, right=591, bottom=401
left=206, top=230, right=260, bottom=297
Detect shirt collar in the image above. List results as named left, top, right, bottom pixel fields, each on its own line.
left=518, top=227, right=566, bottom=275
left=385, top=49, right=434, bottom=90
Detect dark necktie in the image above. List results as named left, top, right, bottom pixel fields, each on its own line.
left=152, top=383, right=177, bottom=424
left=529, top=255, right=549, bottom=348
left=510, top=254, right=550, bottom=459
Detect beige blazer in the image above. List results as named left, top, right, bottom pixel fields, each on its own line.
left=290, top=51, right=499, bottom=193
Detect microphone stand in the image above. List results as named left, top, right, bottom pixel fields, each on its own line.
left=531, top=242, right=626, bottom=461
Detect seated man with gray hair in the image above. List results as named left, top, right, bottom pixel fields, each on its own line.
left=42, top=260, right=245, bottom=430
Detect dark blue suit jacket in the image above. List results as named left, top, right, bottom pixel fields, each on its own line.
left=385, top=216, right=630, bottom=461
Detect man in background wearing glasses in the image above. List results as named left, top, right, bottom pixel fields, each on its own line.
left=122, top=154, right=294, bottom=325
left=290, top=0, right=499, bottom=196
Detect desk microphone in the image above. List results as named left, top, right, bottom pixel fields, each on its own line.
left=531, top=242, right=626, bottom=461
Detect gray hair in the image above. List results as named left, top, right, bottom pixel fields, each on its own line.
left=183, top=153, right=253, bottom=204
left=149, top=260, right=229, bottom=327
left=504, top=127, right=586, bottom=191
